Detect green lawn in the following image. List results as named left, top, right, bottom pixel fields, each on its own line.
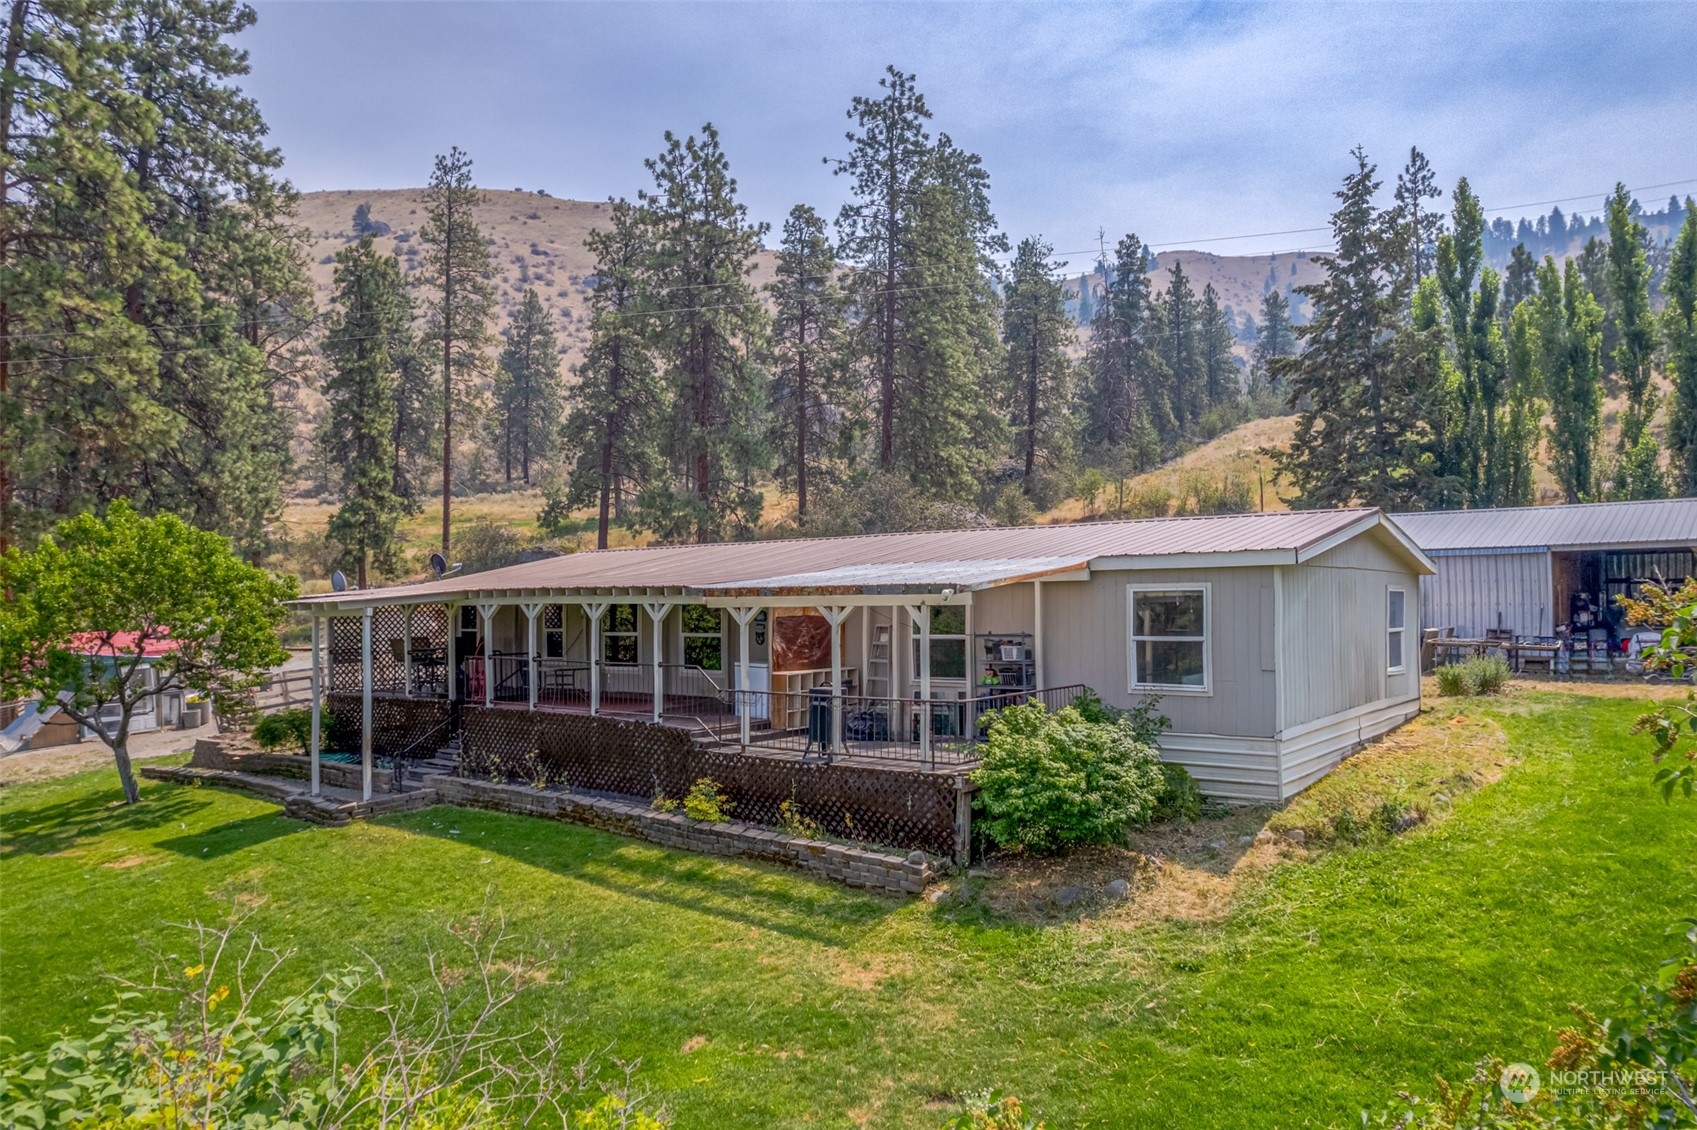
left=2, top=691, right=1692, bottom=1129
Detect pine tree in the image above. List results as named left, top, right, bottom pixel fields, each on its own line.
left=1605, top=183, right=1665, bottom=498
left=418, top=146, right=495, bottom=554
left=1251, top=289, right=1296, bottom=389
left=1, top=0, right=166, bottom=553
left=321, top=236, right=408, bottom=587
left=766, top=204, right=847, bottom=522
left=388, top=325, right=437, bottom=511
left=1001, top=237, right=1074, bottom=495
left=1664, top=199, right=1697, bottom=494
left=1199, top=282, right=1239, bottom=413
left=1410, top=276, right=1468, bottom=509
left=1162, top=260, right=1202, bottom=437
left=560, top=199, right=662, bottom=550
left=1272, top=148, right=1436, bottom=509
left=1081, top=234, right=1167, bottom=470
left=492, top=289, right=561, bottom=485
left=636, top=125, right=768, bottom=543
left=1503, top=243, right=1539, bottom=315
left=1538, top=257, right=1605, bottom=503
left=1393, top=146, right=1444, bottom=290
left=832, top=66, right=1005, bottom=491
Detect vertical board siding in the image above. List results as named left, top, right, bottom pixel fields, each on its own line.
left=1418, top=550, right=1553, bottom=639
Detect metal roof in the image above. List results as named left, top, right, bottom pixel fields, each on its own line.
left=1391, top=498, right=1697, bottom=553
left=294, top=508, right=1432, bottom=608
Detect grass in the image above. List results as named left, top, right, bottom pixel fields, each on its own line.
left=2, top=690, right=1692, bottom=1128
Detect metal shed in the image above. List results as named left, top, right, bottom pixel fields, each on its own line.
left=1392, top=498, right=1697, bottom=643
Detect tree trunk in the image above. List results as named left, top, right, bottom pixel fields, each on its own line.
left=113, top=725, right=140, bottom=805
left=597, top=434, right=614, bottom=551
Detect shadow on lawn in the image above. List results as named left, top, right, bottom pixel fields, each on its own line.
left=156, top=811, right=305, bottom=859
left=0, top=781, right=210, bottom=859
left=395, top=813, right=897, bottom=948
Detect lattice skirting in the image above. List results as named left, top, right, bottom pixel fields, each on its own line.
left=324, top=694, right=452, bottom=761
left=459, top=706, right=963, bottom=859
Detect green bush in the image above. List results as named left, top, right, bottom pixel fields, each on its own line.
left=972, top=702, right=1166, bottom=853
left=252, top=706, right=322, bottom=753
left=1435, top=655, right=1513, bottom=696
left=683, top=777, right=732, bottom=823
left=1153, top=763, right=1204, bottom=823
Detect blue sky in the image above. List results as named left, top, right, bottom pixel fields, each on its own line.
left=243, top=1, right=1697, bottom=260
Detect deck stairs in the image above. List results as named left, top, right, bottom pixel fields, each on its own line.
left=402, top=733, right=460, bottom=790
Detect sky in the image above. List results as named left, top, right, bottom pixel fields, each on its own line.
left=242, top=1, right=1697, bottom=261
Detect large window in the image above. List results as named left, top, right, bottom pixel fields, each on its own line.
left=1387, top=587, right=1407, bottom=673
left=1128, top=585, right=1209, bottom=692
left=681, top=605, right=723, bottom=671
left=602, top=604, right=639, bottom=664
left=913, top=604, right=967, bottom=680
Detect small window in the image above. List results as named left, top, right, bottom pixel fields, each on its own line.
left=1128, top=585, right=1209, bottom=692
left=544, top=605, right=564, bottom=659
left=456, top=604, right=479, bottom=657
left=602, top=604, right=639, bottom=664
left=913, top=604, right=968, bottom=680
left=681, top=605, right=723, bottom=671
left=1387, top=587, right=1407, bottom=673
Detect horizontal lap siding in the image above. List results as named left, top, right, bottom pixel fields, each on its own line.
left=1418, top=550, right=1554, bottom=639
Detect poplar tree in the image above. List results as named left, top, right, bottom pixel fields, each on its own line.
left=1081, top=234, right=1166, bottom=471
left=418, top=146, right=495, bottom=554
left=635, top=124, right=769, bottom=543
left=1664, top=200, right=1697, bottom=494
left=1000, top=237, right=1074, bottom=495
left=560, top=199, right=662, bottom=550
left=766, top=204, right=847, bottom=521
left=1537, top=257, right=1605, bottom=503
left=1273, top=148, right=1436, bottom=509
left=492, top=288, right=561, bottom=485
left=1436, top=179, right=1516, bottom=506
left=321, top=236, right=408, bottom=587
left=1605, top=183, right=1665, bottom=499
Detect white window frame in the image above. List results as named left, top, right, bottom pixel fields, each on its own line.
left=680, top=605, right=724, bottom=672
left=913, top=604, right=969, bottom=682
left=543, top=604, right=565, bottom=659
left=1127, top=583, right=1212, bottom=696
left=602, top=604, right=640, bottom=665
left=1387, top=586, right=1408, bottom=674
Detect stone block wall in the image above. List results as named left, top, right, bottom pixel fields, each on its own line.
left=189, top=736, right=393, bottom=793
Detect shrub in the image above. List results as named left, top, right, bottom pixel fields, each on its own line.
left=972, top=702, right=1165, bottom=853
left=777, top=797, right=820, bottom=839
left=682, top=778, right=732, bottom=823
left=1153, top=763, right=1203, bottom=823
left=252, top=706, right=322, bottom=753
left=1070, top=689, right=1171, bottom=747
left=944, top=1091, right=1046, bottom=1129
left=1435, top=655, right=1513, bottom=696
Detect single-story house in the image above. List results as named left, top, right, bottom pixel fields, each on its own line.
left=0, top=632, right=187, bottom=753
left=293, top=507, right=1433, bottom=809
left=1391, top=498, right=1697, bottom=645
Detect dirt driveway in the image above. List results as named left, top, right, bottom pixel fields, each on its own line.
left=0, top=722, right=218, bottom=787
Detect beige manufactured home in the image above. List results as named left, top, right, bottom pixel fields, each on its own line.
left=295, top=508, right=1433, bottom=810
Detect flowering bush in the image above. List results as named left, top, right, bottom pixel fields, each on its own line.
left=972, top=702, right=1165, bottom=853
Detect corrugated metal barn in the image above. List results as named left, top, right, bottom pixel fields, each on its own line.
left=1392, top=498, right=1697, bottom=643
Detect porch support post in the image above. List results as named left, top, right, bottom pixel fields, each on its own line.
left=1033, top=580, right=1045, bottom=690
left=445, top=603, right=457, bottom=703
left=521, top=603, right=543, bottom=711
left=360, top=607, right=373, bottom=802
left=907, top=603, right=932, bottom=764
left=644, top=602, right=671, bottom=723
left=477, top=603, right=498, bottom=708
left=820, top=606, right=853, bottom=753
left=729, top=606, right=760, bottom=747
left=308, top=612, right=322, bottom=797
left=584, top=602, right=608, bottom=716
left=402, top=606, right=414, bottom=698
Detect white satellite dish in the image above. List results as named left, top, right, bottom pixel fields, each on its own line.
left=330, top=569, right=348, bottom=593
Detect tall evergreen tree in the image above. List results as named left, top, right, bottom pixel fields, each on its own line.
left=1664, top=200, right=1697, bottom=494
left=636, top=124, right=769, bottom=543
left=1199, top=282, right=1239, bottom=412
left=418, top=146, right=495, bottom=554
left=560, top=199, right=662, bottom=550
left=1392, top=146, right=1444, bottom=290
left=1000, top=237, right=1074, bottom=495
left=1162, top=260, right=1201, bottom=437
left=1503, top=243, right=1539, bottom=315
left=766, top=204, right=847, bottom=522
left=321, top=237, right=408, bottom=587
left=1605, top=183, right=1665, bottom=499
left=1537, top=257, right=1605, bottom=503
left=1, top=0, right=167, bottom=553
left=492, top=289, right=561, bottom=485
left=1272, top=148, right=1436, bottom=509
left=388, top=324, right=437, bottom=512
left=1251, top=289, right=1296, bottom=390
left=1081, top=234, right=1166, bottom=471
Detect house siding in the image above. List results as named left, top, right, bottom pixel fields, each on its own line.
left=1418, top=549, right=1554, bottom=639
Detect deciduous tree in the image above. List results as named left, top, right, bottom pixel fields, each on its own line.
left=1665, top=199, right=1697, bottom=493
left=1605, top=183, right=1666, bottom=498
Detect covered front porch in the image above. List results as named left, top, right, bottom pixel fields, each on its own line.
left=297, top=559, right=1090, bottom=802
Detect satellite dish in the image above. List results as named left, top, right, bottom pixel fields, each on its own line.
left=330, top=569, right=348, bottom=593
left=429, top=552, right=447, bottom=578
